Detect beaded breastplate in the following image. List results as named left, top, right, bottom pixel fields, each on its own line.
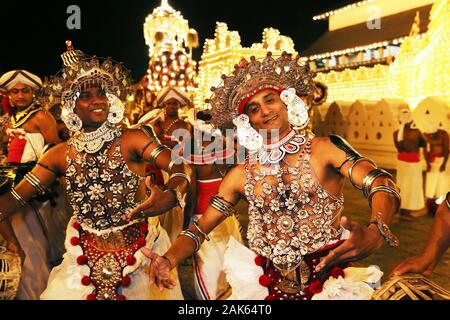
left=66, top=130, right=145, bottom=233
left=244, top=135, right=344, bottom=270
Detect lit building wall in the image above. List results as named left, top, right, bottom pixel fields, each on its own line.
left=316, top=0, right=449, bottom=107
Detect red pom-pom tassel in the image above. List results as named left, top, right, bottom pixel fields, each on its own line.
left=86, top=294, right=96, bottom=300
left=70, top=237, right=80, bottom=246
left=309, top=280, right=323, bottom=294
left=77, top=255, right=88, bottom=265
left=254, top=256, right=267, bottom=267
left=136, top=237, right=146, bottom=248
left=139, top=224, right=149, bottom=234
left=258, top=275, right=272, bottom=287
left=126, top=255, right=136, bottom=266
left=121, top=275, right=131, bottom=287
left=72, top=221, right=81, bottom=231
left=117, top=295, right=126, bottom=300
left=81, top=276, right=91, bottom=286
left=264, top=294, right=277, bottom=300
left=331, top=266, right=345, bottom=279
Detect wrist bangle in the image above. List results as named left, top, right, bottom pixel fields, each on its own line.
left=164, top=188, right=186, bottom=209
left=193, top=221, right=210, bottom=241
left=161, top=255, right=173, bottom=270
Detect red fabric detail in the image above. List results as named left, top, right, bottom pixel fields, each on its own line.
left=258, top=274, right=272, bottom=287
left=264, top=295, right=277, bottom=300
left=81, top=276, right=91, bottom=286
left=121, top=275, right=131, bottom=287
left=77, top=256, right=88, bottom=265
left=254, top=255, right=267, bottom=267
left=136, top=237, right=146, bottom=248
left=331, top=266, right=345, bottom=279
left=7, top=136, right=27, bottom=163
left=429, top=153, right=436, bottom=163
left=139, top=223, right=149, bottom=234
left=196, top=179, right=222, bottom=215
left=238, top=86, right=283, bottom=115
left=1, top=95, right=12, bottom=115
left=70, top=237, right=80, bottom=246
left=397, top=152, right=420, bottom=163
left=86, top=294, right=96, bottom=300
left=72, top=221, right=81, bottom=231
left=145, top=164, right=164, bottom=186
left=309, top=280, right=324, bottom=294
left=117, top=295, right=126, bottom=300
left=126, top=255, right=136, bottom=266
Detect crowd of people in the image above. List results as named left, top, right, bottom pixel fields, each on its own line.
left=0, top=43, right=448, bottom=300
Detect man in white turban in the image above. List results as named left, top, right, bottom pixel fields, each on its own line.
left=0, top=70, right=62, bottom=300
left=393, top=109, right=427, bottom=219
left=156, top=87, right=193, bottom=149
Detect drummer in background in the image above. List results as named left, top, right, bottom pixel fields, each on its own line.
left=0, top=70, right=61, bottom=300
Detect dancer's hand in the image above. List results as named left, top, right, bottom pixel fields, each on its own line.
left=124, top=176, right=178, bottom=220
left=315, top=216, right=384, bottom=272
left=390, top=255, right=436, bottom=277
left=141, top=248, right=176, bottom=291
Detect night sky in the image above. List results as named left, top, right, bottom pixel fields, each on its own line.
left=1, top=0, right=358, bottom=81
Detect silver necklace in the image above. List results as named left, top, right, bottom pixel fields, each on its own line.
left=72, top=122, right=121, bottom=154
left=254, top=130, right=306, bottom=165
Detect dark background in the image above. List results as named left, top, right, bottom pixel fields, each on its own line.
left=0, top=0, right=358, bottom=81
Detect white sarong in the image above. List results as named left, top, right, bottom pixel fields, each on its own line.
left=426, top=157, right=450, bottom=199
left=396, top=159, right=425, bottom=210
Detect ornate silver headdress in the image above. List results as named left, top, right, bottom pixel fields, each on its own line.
left=44, top=41, right=132, bottom=131
left=207, top=52, right=315, bottom=134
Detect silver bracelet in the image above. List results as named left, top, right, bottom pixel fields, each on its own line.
left=164, top=188, right=186, bottom=209
left=24, top=172, right=47, bottom=196
left=368, top=185, right=401, bottom=212
left=149, top=145, right=169, bottom=167
left=348, top=158, right=376, bottom=190
left=168, top=172, right=191, bottom=186
left=362, top=168, right=393, bottom=198
left=193, top=221, right=210, bottom=241
left=210, top=195, right=236, bottom=218
left=10, top=189, right=27, bottom=207
left=179, top=230, right=201, bottom=253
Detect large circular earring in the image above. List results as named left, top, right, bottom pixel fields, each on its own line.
left=63, top=111, right=83, bottom=132
left=280, top=88, right=310, bottom=130
left=233, top=114, right=263, bottom=152
left=106, top=93, right=124, bottom=124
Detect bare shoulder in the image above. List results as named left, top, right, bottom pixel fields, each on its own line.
left=34, top=109, right=56, bottom=122
left=39, top=141, right=69, bottom=173
left=221, top=164, right=246, bottom=194
left=311, top=136, right=336, bottom=154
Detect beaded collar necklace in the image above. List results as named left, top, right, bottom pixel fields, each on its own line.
left=253, top=130, right=306, bottom=165
left=72, top=122, right=121, bottom=154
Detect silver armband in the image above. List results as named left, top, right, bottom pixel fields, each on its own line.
left=210, top=195, right=236, bottom=218
left=149, top=145, right=169, bottom=167
left=348, top=157, right=376, bottom=190
left=178, top=230, right=201, bottom=253
left=24, top=172, right=48, bottom=196
left=168, top=172, right=191, bottom=186
left=362, top=168, right=393, bottom=198
left=368, top=185, right=401, bottom=212
left=10, top=189, right=27, bottom=207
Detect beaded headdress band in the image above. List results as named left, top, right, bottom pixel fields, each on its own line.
left=207, top=52, right=315, bottom=134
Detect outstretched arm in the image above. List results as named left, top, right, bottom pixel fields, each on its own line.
left=391, top=193, right=450, bottom=276
left=315, top=136, right=400, bottom=271
left=141, top=165, right=245, bottom=290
